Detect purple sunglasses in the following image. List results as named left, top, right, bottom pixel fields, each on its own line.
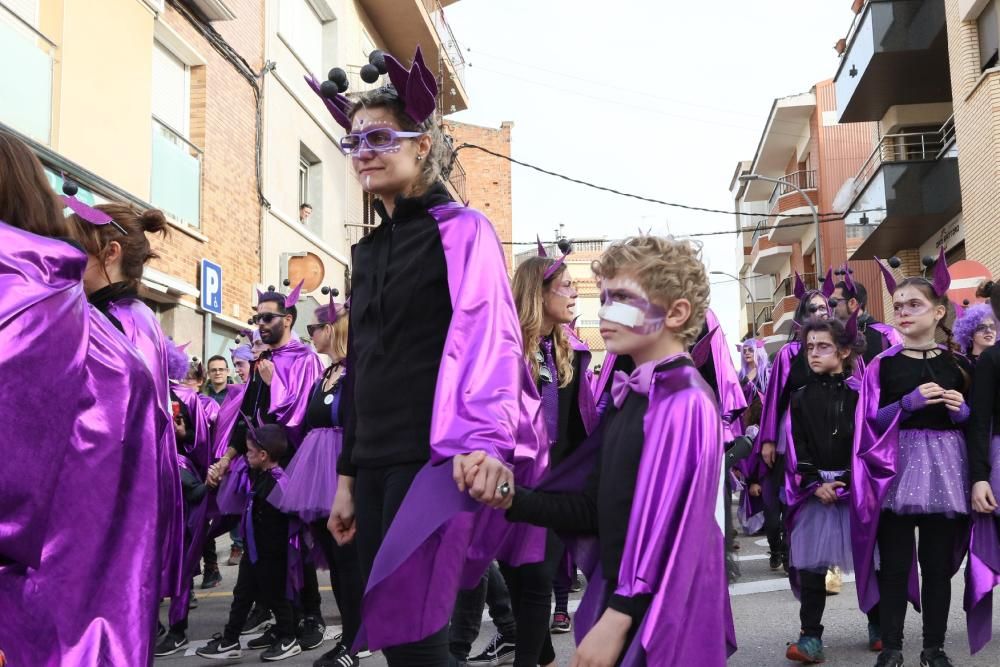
left=340, top=127, right=424, bottom=155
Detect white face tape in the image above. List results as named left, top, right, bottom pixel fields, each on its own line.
left=599, top=301, right=644, bottom=327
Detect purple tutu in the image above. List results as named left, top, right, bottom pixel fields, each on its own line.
left=789, top=497, right=853, bottom=573
left=882, top=428, right=969, bottom=516
left=268, top=427, right=341, bottom=523
left=216, top=456, right=250, bottom=516
left=990, top=436, right=1000, bottom=518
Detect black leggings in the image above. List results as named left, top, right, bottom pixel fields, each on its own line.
left=876, top=511, right=963, bottom=651
left=499, top=532, right=563, bottom=667
left=798, top=570, right=828, bottom=638
left=355, top=463, right=450, bottom=667
left=763, top=454, right=787, bottom=555
left=299, top=519, right=364, bottom=650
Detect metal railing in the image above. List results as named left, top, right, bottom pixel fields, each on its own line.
left=422, top=0, right=466, bottom=87
left=767, top=170, right=817, bottom=213
left=750, top=220, right=767, bottom=246
left=150, top=116, right=203, bottom=228
left=755, top=306, right=774, bottom=330
left=0, top=3, right=56, bottom=143
left=345, top=222, right=377, bottom=247
left=447, top=155, right=467, bottom=202
left=851, top=115, right=956, bottom=200
left=773, top=272, right=818, bottom=302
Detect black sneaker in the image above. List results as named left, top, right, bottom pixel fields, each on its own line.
left=242, top=605, right=275, bottom=635
left=550, top=611, right=571, bottom=634
left=154, top=631, right=189, bottom=657
left=247, top=627, right=279, bottom=650
left=875, top=649, right=904, bottom=667
left=196, top=633, right=242, bottom=660
left=314, top=642, right=360, bottom=667
left=200, top=567, right=223, bottom=589
left=920, top=647, right=954, bottom=667
left=261, top=637, right=302, bottom=661
left=467, top=633, right=516, bottom=666
left=769, top=552, right=783, bottom=570
left=298, top=615, right=326, bottom=650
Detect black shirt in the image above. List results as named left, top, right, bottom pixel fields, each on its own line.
left=859, top=314, right=888, bottom=365
left=968, top=345, right=1000, bottom=483
left=879, top=351, right=970, bottom=431
left=249, top=467, right=290, bottom=557
left=548, top=350, right=589, bottom=469
left=790, top=374, right=857, bottom=489
left=204, top=384, right=229, bottom=405
left=339, top=184, right=454, bottom=473
left=304, top=367, right=345, bottom=431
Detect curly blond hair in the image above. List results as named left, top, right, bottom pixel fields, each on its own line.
left=591, top=236, right=710, bottom=348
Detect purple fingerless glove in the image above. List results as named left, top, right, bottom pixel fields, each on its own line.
left=949, top=401, right=971, bottom=425
left=875, top=402, right=902, bottom=432
left=900, top=387, right=930, bottom=413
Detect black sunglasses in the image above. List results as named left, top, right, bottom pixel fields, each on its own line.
left=306, top=323, right=328, bottom=336
left=252, top=312, right=286, bottom=325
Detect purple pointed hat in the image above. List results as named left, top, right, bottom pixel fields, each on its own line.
left=383, top=46, right=438, bottom=126
left=820, top=267, right=836, bottom=299
left=930, top=246, right=951, bottom=297
left=840, top=263, right=857, bottom=297
left=315, top=287, right=347, bottom=325
left=61, top=179, right=129, bottom=235
left=793, top=272, right=807, bottom=301
left=255, top=280, right=305, bottom=311
left=875, top=257, right=898, bottom=295
left=284, top=279, right=305, bottom=309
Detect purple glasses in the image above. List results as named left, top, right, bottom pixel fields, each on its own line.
left=340, top=127, right=424, bottom=155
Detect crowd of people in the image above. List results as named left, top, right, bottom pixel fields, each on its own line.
left=3, top=45, right=1000, bottom=667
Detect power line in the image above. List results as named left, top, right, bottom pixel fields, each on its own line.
left=453, top=143, right=883, bottom=223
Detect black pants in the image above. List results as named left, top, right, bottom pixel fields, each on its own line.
left=798, top=570, right=827, bottom=638
left=499, top=532, right=563, bottom=667
left=450, top=561, right=517, bottom=660
left=876, top=511, right=963, bottom=651
left=299, top=519, right=364, bottom=649
left=764, top=453, right=787, bottom=556
left=203, top=538, right=218, bottom=569
left=552, top=549, right=573, bottom=614
left=355, top=463, right=450, bottom=666
left=223, top=551, right=296, bottom=642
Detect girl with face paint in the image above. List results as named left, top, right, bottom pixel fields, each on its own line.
left=852, top=253, right=973, bottom=667
left=494, top=236, right=735, bottom=666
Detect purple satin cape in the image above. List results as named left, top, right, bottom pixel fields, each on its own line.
left=870, top=321, right=902, bottom=349
left=567, top=356, right=736, bottom=664
left=212, top=384, right=248, bottom=460
left=0, top=222, right=89, bottom=569
left=0, top=306, right=164, bottom=666
left=355, top=202, right=532, bottom=652
left=965, top=512, right=1000, bottom=653
left=266, top=338, right=324, bottom=449
left=699, top=309, right=748, bottom=441
left=850, top=345, right=967, bottom=614
left=108, top=297, right=185, bottom=598
left=756, top=341, right=799, bottom=450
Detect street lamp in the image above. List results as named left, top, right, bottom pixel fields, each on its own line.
left=711, top=270, right=758, bottom=337
left=738, top=173, right=822, bottom=276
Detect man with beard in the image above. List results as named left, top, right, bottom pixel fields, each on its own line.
left=828, top=266, right=900, bottom=366
left=207, top=282, right=326, bottom=650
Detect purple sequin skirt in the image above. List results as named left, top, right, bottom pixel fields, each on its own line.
left=268, top=427, right=341, bottom=523
left=789, top=497, right=853, bottom=573
left=881, top=428, right=969, bottom=516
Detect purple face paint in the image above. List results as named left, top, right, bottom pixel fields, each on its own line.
left=598, top=278, right=667, bottom=335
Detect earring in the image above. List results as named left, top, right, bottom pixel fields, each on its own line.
left=416, top=155, right=423, bottom=161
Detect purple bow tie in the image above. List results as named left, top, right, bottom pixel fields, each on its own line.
left=611, top=363, right=655, bottom=409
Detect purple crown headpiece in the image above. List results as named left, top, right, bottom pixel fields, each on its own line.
left=255, top=280, right=305, bottom=311
left=840, top=264, right=857, bottom=298
left=539, top=236, right=572, bottom=281
left=61, top=179, right=128, bottom=235
left=315, top=287, right=347, bottom=325
left=876, top=247, right=951, bottom=298
left=820, top=267, right=836, bottom=299
left=310, top=46, right=438, bottom=132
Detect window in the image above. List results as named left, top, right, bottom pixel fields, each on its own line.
left=279, top=0, right=325, bottom=75
left=299, top=143, right=324, bottom=236
left=298, top=158, right=310, bottom=209
left=152, top=41, right=189, bottom=134
left=979, top=1, right=999, bottom=71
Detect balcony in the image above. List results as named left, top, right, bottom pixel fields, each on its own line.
left=0, top=5, right=55, bottom=143
left=835, top=0, right=951, bottom=123
left=150, top=117, right=203, bottom=228
left=357, top=0, right=469, bottom=113
left=766, top=171, right=818, bottom=244
left=750, top=231, right=793, bottom=275
left=770, top=273, right=818, bottom=334
left=754, top=306, right=774, bottom=338
left=844, top=117, right=961, bottom=259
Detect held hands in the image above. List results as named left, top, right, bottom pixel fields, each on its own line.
left=814, top=481, right=846, bottom=505
left=971, top=481, right=999, bottom=514
left=257, top=359, right=275, bottom=386
left=205, top=456, right=232, bottom=488
left=570, top=608, right=631, bottom=667
left=453, top=450, right=515, bottom=509
left=761, top=441, right=776, bottom=468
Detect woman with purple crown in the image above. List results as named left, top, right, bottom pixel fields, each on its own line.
left=308, top=48, right=531, bottom=665
left=852, top=250, right=973, bottom=667
left=0, top=132, right=163, bottom=665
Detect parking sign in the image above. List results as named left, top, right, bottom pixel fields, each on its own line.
left=200, top=259, right=223, bottom=315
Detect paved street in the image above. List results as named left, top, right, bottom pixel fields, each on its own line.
left=159, top=517, right=1000, bottom=667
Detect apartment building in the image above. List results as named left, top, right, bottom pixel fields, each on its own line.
left=733, top=81, right=876, bottom=352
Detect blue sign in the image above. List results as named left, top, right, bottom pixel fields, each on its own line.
left=200, top=259, right=223, bottom=315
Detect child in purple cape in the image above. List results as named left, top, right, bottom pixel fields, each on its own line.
left=469, top=236, right=735, bottom=666
left=783, top=315, right=865, bottom=664
left=852, top=249, right=972, bottom=667
left=965, top=281, right=1000, bottom=654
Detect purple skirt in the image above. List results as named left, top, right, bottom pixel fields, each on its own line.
left=882, top=428, right=969, bottom=516
left=268, top=427, right=341, bottom=523
left=789, top=497, right=853, bottom=573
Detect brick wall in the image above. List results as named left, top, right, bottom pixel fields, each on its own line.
left=149, top=0, right=264, bottom=326
left=445, top=120, right=514, bottom=271
left=945, top=0, right=1000, bottom=278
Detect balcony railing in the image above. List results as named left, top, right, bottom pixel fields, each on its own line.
left=773, top=272, right=818, bottom=302
left=345, top=222, right=377, bottom=247
left=767, top=170, right=817, bottom=213
left=422, top=0, right=466, bottom=87
left=750, top=221, right=767, bottom=246
left=754, top=306, right=773, bottom=332
left=150, top=116, right=203, bottom=228
left=850, top=115, right=955, bottom=202
left=0, top=4, right=55, bottom=143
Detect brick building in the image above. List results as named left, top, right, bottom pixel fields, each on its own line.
left=446, top=120, right=515, bottom=271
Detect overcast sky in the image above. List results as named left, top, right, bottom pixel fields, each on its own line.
left=445, top=0, right=858, bottom=353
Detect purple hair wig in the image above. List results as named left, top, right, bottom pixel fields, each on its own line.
left=953, top=304, right=995, bottom=354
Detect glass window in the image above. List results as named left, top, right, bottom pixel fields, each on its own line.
left=979, top=1, right=999, bottom=71
left=152, top=41, right=189, bottom=135
left=279, top=0, right=324, bottom=76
